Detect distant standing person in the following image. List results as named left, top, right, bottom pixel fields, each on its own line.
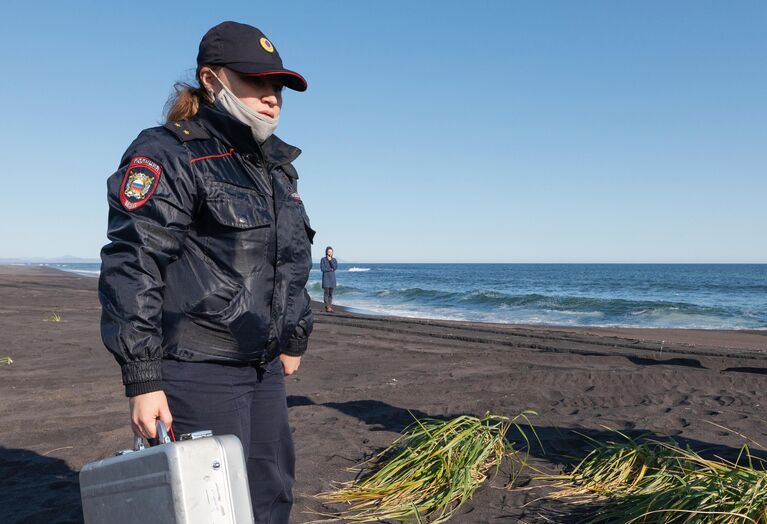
left=321, top=247, right=337, bottom=312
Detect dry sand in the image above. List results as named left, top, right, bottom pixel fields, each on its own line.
left=1, top=265, right=766, bottom=523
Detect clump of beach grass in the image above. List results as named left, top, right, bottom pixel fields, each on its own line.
left=316, top=411, right=537, bottom=523
left=543, top=432, right=679, bottom=501
left=545, top=430, right=767, bottom=523
left=0, top=356, right=12, bottom=366
left=44, top=311, right=62, bottom=322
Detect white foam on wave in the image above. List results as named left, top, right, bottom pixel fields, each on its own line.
left=347, top=267, right=371, bottom=272
left=65, top=269, right=101, bottom=277
left=554, top=309, right=605, bottom=317
left=308, top=291, right=763, bottom=330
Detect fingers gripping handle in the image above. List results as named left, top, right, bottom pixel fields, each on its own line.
left=133, top=419, right=171, bottom=451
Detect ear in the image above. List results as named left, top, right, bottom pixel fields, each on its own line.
left=199, top=66, right=217, bottom=94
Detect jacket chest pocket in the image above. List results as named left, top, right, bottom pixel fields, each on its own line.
left=200, top=184, right=273, bottom=274
left=205, top=196, right=271, bottom=230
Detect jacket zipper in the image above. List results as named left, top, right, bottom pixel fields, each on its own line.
left=254, top=144, right=279, bottom=365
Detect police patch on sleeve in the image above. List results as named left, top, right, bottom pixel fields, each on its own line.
left=119, top=156, right=162, bottom=211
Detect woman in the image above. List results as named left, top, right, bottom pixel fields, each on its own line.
left=98, top=21, right=314, bottom=523
left=320, top=246, right=338, bottom=312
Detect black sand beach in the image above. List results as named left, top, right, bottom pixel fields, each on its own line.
left=1, top=265, right=766, bottom=523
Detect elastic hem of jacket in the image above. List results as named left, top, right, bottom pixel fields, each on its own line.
left=121, top=360, right=162, bottom=393
left=282, top=336, right=308, bottom=357
left=125, top=380, right=163, bottom=397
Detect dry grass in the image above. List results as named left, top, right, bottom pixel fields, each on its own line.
left=314, top=411, right=537, bottom=523
left=544, top=431, right=767, bottom=523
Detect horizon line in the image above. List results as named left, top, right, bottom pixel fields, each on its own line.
left=4, top=260, right=766, bottom=266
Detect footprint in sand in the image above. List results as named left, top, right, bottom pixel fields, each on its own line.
left=714, top=395, right=737, bottom=407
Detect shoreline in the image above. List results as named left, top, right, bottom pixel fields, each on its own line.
left=1, top=264, right=766, bottom=523
left=336, top=303, right=767, bottom=350
left=22, top=263, right=767, bottom=335
left=339, top=302, right=767, bottom=334
left=15, top=264, right=767, bottom=354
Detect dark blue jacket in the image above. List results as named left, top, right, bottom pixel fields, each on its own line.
left=99, top=104, right=315, bottom=397
left=320, top=257, right=337, bottom=288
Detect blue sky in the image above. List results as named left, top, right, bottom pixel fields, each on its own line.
left=0, top=1, right=764, bottom=263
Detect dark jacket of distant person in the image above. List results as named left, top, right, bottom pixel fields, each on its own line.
left=98, top=104, right=316, bottom=396
left=320, top=256, right=337, bottom=289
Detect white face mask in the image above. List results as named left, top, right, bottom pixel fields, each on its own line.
left=208, top=71, right=279, bottom=144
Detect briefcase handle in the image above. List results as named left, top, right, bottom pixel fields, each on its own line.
left=133, top=420, right=172, bottom=451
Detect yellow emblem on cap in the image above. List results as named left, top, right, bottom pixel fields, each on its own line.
left=260, top=37, right=274, bottom=53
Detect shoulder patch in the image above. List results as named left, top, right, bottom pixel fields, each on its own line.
left=120, top=156, right=162, bottom=211
left=163, top=120, right=210, bottom=142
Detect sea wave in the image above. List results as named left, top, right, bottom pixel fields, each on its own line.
left=347, top=267, right=371, bottom=272
left=305, top=283, right=764, bottom=329
left=314, top=284, right=734, bottom=316
left=65, top=269, right=101, bottom=277
left=307, top=282, right=363, bottom=294
left=41, top=264, right=101, bottom=278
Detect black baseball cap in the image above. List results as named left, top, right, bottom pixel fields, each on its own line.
left=197, top=21, right=307, bottom=92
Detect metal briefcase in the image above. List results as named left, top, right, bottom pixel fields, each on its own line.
left=79, top=421, right=255, bottom=524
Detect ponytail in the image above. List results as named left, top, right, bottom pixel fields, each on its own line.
left=164, top=65, right=219, bottom=122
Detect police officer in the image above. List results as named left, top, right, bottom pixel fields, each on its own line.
left=98, top=21, right=314, bottom=523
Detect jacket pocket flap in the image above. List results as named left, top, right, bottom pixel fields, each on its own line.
left=205, top=197, right=271, bottom=229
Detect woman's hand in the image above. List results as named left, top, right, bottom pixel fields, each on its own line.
left=129, top=390, right=173, bottom=439
left=280, top=354, right=302, bottom=376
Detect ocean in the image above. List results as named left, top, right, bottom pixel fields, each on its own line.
left=40, top=263, right=766, bottom=330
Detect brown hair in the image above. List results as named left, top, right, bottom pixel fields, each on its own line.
left=164, top=65, right=220, bottom=122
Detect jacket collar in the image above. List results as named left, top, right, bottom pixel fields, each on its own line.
left=196, top=104, right=301, bottom=165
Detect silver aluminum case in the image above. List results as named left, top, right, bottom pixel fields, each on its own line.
left=79, top=434, right=254, bottom=524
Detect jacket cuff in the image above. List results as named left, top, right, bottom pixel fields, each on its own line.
left=282, top=336, right=308, bottom=357
left=125, top=380, right=164, bottom=397
left=121, top=360, right=162, bottom=397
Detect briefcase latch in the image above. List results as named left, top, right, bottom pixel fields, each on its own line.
left=179, top=430, right=214, bottom=441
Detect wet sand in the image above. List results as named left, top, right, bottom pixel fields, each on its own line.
left=1, top=265, right=765, bottom=523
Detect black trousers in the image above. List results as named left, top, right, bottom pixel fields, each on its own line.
left=161, top=357, right=294, bottom=524
left=323, top=286, right=334, bottom=305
